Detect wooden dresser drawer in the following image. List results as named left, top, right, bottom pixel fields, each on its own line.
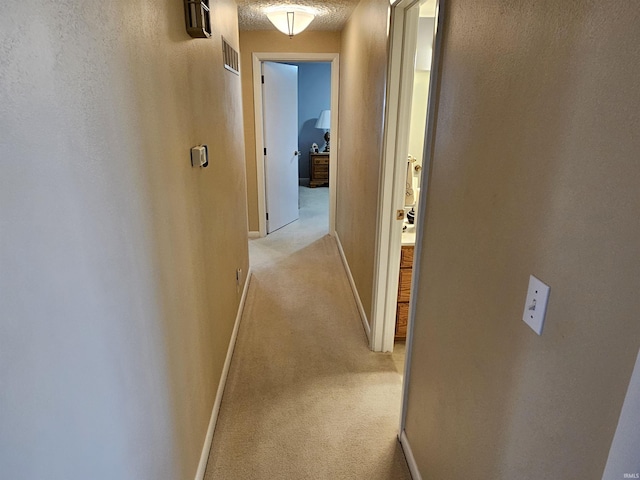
left=314, top=165, right=328, bottom=177
left=400, top=245, right=414, bottom=268
left=396, top=303, right=409, bottom=338
left=309, top=153, right=330, bottom=187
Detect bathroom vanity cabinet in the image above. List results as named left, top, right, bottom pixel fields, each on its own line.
left=396, top=245, right=414, bottom=339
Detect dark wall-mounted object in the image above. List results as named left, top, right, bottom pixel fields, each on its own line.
left=191, top=145, right=209, bottom=168
left=184, top=0, right=212, bottom=38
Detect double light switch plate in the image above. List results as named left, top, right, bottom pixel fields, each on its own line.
left=523, top=275, right=550, bottom=335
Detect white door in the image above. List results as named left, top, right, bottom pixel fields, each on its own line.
left=262, top=61, right=299, bottom=234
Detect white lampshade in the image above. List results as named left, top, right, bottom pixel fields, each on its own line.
left=315, top=110, right=331, bottom=129
left=266, top=7, right=315, bottom=37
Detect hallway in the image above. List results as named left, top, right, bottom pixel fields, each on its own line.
left=204, top=187, right=411, bottom=479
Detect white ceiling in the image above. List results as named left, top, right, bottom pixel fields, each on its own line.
left=236, top=0, right=361, bottom=31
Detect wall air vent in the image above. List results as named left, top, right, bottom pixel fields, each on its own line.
left=222, top=37, right=240, bottom=75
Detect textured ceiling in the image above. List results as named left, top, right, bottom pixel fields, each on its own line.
left=236, top=0, right=361, bottom=31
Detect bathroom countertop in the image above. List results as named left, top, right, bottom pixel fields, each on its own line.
left=402, top=223, right=416, bottom=246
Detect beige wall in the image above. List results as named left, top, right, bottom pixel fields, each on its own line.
left=404, top=1, right=640, bottom=478
left=239, top=30, right=341, bottom=232
left=408, top=71, right=430, bottom=173
left=336, top=0, right=390, bottom=324
left=0, top=0, right=248, bottom=478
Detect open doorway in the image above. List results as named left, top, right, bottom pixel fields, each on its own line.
left=251, top=53, right=339, bottom=239
left=293, top=62, right=332, bottom=188
left=260, top=61, right=332, bottom=234
left=285, top=61, right=333, bottom=238
left=392, top=2, right=438, bottom=355
left=370, top=0, right=442, bottom=356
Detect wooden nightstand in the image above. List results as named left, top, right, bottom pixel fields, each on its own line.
left=309, top=152, right=330, bottom=187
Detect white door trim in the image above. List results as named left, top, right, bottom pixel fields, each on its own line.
left=370, top=0, right=422, bottom=353
left=194, top=268, right=253, bottom=480
left=398, top=429, right=423, bottom=480
left=252, top=52, right=339, bottom=238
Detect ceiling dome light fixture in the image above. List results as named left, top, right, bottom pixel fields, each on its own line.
left=266, top=6, right=316, bottom=38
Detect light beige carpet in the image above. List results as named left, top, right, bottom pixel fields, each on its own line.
left=204, top=187, right=411, bottom=479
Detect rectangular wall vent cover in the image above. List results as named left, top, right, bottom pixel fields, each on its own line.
left=222, top=38, right=239, bottom=75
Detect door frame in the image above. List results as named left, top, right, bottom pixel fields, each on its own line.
left=370, top=0, right=444, bottom=353
left=252, top=52, right=339, bottom=238
left=369, top=0, right=423, bottom=353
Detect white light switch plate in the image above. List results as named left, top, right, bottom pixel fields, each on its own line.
left=522, top=275, right=550, bottom=335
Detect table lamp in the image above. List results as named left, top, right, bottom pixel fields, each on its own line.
left=315, top=110, right=331, bottom=152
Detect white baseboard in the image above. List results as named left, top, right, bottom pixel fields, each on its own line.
left=334, top=232, right=371, bottom=342
left=194, top=268, right=253, bottom=480
left=399, top=430, right=422, bottom=480
left=248, top=231, right=260, bottom=239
